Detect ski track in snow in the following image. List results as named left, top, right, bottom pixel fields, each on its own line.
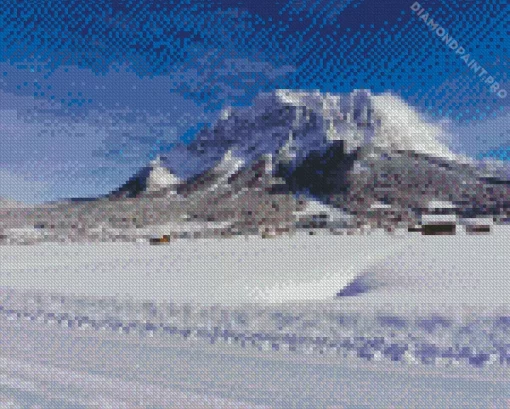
left=1, top=229, right=510, bottom=408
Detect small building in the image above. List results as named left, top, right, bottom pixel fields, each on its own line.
left=294, top=200, right=355, bottom=230
left=419, top=200, right=459, bottom=235
left=421, top=214, right=457, bottom=235
left=460, top=217, right=493, bottom=235
left=425, top=200, right=458, bottom=215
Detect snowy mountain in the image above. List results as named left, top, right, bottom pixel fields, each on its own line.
left=101, top=88, right=510, bottom=225
left=170, top=89, right=510, bottom=219
left=168, top=89, right=456, bottom=176
left=110, top=155, right=182, bottom=198
left=176, top=149, right=294, bottom=226
left=177, top=149, right=246, bottom=197
left=3, top=88, right=509, bottom=238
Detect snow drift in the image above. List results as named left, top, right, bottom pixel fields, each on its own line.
left=1, top=227, right=510, bottom=310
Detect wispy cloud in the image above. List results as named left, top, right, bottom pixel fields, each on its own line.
left=445, top=108, right=510, bottom=157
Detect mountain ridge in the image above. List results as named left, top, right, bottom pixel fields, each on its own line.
left=74, top=89, right=510, bottom=224
left=2, top=89, right=510, bottom=241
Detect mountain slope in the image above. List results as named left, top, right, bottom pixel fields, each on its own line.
left=110, top=89, right=510, bottom=225
left=3, top=89, right=509, bottom=239
left=110, top=156, right=182, bottom=198
left=276, top=140, right=358, bottom=197
left=171, top=89, right=456, bottom=175
left=177, top=149, right=245, bottom=198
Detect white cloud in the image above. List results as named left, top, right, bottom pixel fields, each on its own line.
left=445, top=108, right=510, bottom=157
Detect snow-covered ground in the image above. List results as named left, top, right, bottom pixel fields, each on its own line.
left=0, top=316, right=508, bottom=409
left=0, top=231, right=410, bottom=304
left=0, top=228, right=509, bottom=408
left=1, top=227, right=510, bottom=307
left=336, top=225, right=510, bottom=311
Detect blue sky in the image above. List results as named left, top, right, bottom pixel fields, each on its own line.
left=0, top=0, right=508, bottom=202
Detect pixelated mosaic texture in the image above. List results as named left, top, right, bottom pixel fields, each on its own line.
left=0, top=0, right=509, bottom=408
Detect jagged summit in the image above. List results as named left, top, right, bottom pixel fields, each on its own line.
left=3, top=89, right=510, bottom=247
left=73, top=89, right=509, bottom=224
left=145, top=156, right=182, bottom=192
left=180, top=89, right=456, bottom=177
left=211, top=149, right=245, bottom=175
left=268, top=88, right=454, bottom=159
left=111, top=155, right=182, bottom=198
